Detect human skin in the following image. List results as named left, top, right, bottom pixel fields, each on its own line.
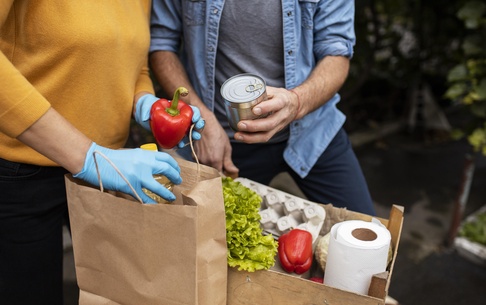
left=16, top=108, right=92, bottom=174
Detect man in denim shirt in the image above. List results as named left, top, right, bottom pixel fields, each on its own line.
left=149, top=0, right=375, bottom=214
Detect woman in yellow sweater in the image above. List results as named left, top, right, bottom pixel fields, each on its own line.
left=0, top=2, right=203, bottom=304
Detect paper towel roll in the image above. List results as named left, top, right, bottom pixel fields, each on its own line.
left=323, top=219, right=391, bottom=295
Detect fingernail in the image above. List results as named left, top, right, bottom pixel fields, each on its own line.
left=235, top=134, right=243, bottom=141
left=238, top=122, right=246, bottom=130
left=253, top=107, right=262, bottom=115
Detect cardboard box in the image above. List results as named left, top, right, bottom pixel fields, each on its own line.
left=227, top=204, right=404, bottom=305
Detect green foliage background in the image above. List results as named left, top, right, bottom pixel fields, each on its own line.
left=342, top=0, right=467, bottom=129
left=343, top=0, right=486, bottom=154
left=444, top=1, right=486, bottom=154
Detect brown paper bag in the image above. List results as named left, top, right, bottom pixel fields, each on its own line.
left=65, top=158, right=227, bottom=305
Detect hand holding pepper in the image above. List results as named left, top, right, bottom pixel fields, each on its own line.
left=134, top=88, right=204, bottom=149
left=278, top=228, right=313, bottom=274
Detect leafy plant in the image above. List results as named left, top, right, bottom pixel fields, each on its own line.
left=222, top=177, right=278, bottom=272
left=459, top=211, right=486, bottom=246
left=445, top=1, right=486, bottom=154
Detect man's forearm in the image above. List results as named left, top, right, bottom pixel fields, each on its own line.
left=150, top=51, right=190, bottom=98
left=149, top=51, right=213, bottom=118
left=292, top=56, right=350, bottom=119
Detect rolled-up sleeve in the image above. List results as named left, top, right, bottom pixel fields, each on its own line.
left=313, top=0, right=355, bottom=59
left=0, top=53, right=51, bottom=138
left=150, top=0, right=183, bottom=53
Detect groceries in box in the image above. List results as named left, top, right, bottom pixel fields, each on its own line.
left=228, top=178, right=404, bottom=305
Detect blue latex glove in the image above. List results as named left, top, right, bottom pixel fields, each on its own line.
left=134, top=94, right=159, bottom=131
left=73, top=142, right=182, bottom=203
left=177, top=105, right=205, bottom=148
left=134, top=94, right=205, bottom=148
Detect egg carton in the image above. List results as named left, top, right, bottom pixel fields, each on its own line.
left=235, top=178, right=326, bottom=243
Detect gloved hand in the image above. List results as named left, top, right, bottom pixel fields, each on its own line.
left=73, top=142, right=182, bottom=203
left=177, top=105, right=205, bottom=148
left=134, top=94, right=159, bottom=131
left=134, top=94, right=205, bottom=148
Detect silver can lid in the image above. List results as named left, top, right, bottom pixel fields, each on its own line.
left=221, top=73, right=266, bottom=103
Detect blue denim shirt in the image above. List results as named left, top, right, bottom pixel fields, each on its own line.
left=150, top=0, right=355, bottom=178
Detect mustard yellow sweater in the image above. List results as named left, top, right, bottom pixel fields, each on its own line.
left=0, top=0, right=155, bottom=166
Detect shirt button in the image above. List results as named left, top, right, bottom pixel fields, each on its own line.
left=287, top=11, right=292, bottom=17
left=288, top=50, right=293, bottom=55
left=300, top=166, right=306, bottom=172
left=213, top=9, right=219, bottom=14
left=209, top=46, right=214, bottom=52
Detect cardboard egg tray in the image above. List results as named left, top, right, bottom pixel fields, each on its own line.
left=235, top=178, right=326, bottom=243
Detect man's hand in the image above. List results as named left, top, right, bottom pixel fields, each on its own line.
left=234, top=86, right=300, bottom=143
left=193, top=114, right=239, bottom=178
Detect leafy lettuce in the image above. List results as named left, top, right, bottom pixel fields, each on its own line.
left=222, top=177, right=278, bottom=272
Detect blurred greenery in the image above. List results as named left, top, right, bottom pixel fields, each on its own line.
left=444, top=1, right=486, bottom=155
left=342, top=0, right=471, bottom=132
left=342, top=0, right=486, bottom=156
left=459, top=211, right=486, bottom=245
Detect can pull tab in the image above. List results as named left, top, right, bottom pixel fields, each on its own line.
left=245, top=82, right=264, bottom=93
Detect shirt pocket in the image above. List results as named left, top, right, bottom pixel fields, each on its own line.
left=183, top=0, right=206, bottom=26
left=298, top=0, right=319, bottom=30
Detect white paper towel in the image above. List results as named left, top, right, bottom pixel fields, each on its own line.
left=323, top=219, right=391, bottom=295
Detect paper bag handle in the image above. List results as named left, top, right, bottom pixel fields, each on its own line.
left=172, top=124, right=202, bottom=181
left=92, top=150, right=144, bottom=204
left=188, top=124, right=201, bottom=181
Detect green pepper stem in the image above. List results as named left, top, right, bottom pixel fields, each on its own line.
left=166, top=86, right=189, bottom=116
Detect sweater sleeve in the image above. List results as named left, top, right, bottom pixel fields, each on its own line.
left=0, top=52, right=51, bottom=138
left=134, top=63, right=156, bottom=95
left=0, top=0, right=51, bottom=138
left=134, top=1, right=156, bottom=96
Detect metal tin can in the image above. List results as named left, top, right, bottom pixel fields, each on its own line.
left=221, top=73, right=267, bottom=131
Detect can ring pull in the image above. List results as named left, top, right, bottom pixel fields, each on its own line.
left=245, top=82, right=263, bottom=93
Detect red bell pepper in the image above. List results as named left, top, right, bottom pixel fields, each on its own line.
left=150, top=87, right=194, bottom=149
left=309, top=277, right=324, bottom=284
left=278, top=228, right=313, bottom=274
